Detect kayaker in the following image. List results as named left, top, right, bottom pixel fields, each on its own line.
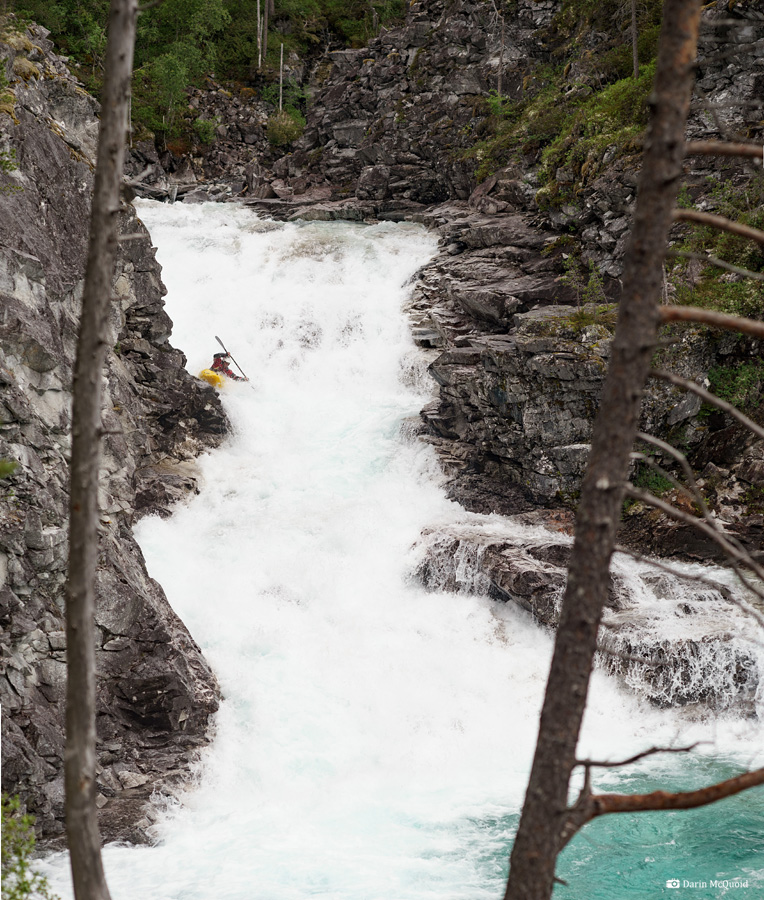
left=211, top=352, right=248, bottom=381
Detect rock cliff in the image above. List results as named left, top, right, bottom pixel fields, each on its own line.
left=0, top=24, right=227, bottom=843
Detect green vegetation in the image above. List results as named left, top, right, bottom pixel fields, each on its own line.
left=12, top=0, right=405, bottom=141
left=632, top=461, right=674, bottom=497
left=0, top=66, right=18, bottom=177
left=266, top=108, right=305, bottom=146
left=565, top=302, right=617, bottom=335
left=670, top=176, right=764, bottom=321
left=192, top=116, right=219, bottom=145
left=462, top=60, right=654, bottom=195
left=708, top=360, right=764, bottom=415
left=1, top=795, right=58, bottom=900
left=459, top=0, right=662, bottom=192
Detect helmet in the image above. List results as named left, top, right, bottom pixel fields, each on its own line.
left=213, top=352, right=229, bottom=359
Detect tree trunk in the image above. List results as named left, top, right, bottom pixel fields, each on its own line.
left=498, top=15, right=505, bottom=98
left=65, top=2, right=137, bottom=899
left=263, top=0, right=271, bottom=58
left=632, top=0, right=639, bottom=78
left=503, top=2, right=702, bottom=898
left=257, top=0, right=261, bottom=69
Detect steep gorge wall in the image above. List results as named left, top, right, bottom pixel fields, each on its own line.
left=0, top=24, right=227, bottom=843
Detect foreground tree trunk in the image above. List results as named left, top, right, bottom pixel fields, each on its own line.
left=65, top=2, right=138, bottom=898
left=503, top=2, right=702, bottom=898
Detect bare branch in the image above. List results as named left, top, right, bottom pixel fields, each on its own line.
left=665, top=249, right=764, bottom=282
left=632, top=449, right=700, bottom=508
left=650, top=368, right=764, bottom=441
left=660, top=304, right=764, bottom=338
left=702, top=39, right=764, bottom=65
left=635, top=431, right=711, bottom=517
left=613, top=545, right=728, bottom=592
left=123, top=164, right=154, bottom=184
left=613, top=544, right=764, bottom=628
left=576, top=744, right=702, bottom=770
left=592, top=767, right=764, bottom=814
left=673, top=208, right=764, bottom=246
left=690, top=99, right=764, bottom=110
left=625, top=485, right=764, bottom=585
left=700, top=17, right=764, bottom=27
left=561, top=767, right=764, bottom=851
left=684, top=140, right=763, bottom=160
left=627, top=457, right=764, bottom=620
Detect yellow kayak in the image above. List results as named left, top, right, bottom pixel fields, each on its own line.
left=199, top=368, right=224, bottom=389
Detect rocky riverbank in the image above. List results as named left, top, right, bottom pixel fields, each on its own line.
left=0, top=25, right=227, bottom=843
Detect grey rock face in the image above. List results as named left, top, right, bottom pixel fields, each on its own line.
left=0, top=24, right=227, bottom=844
left=261, top=0, right=552, bottom=204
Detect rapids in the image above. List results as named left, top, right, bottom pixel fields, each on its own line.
left=42, top=202, right=764, bottom=899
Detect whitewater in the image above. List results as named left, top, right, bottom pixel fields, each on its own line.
left=43, top=201, right=764, bottom=899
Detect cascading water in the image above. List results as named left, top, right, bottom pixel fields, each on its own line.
left=42, top=202, right=764, bottom=899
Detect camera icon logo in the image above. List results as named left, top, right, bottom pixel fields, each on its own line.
left=666, top=879, right=681, bottom=889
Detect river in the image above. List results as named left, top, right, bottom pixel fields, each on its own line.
left=43, top=201, right=764, bottom=899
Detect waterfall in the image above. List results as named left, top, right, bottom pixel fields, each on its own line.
left=42, top=202, right=764, bottom=900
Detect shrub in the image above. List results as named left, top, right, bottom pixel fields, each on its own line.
left=1, top=794, right=58, bottom=900
left=192, top=116, right=218, bottom=145
left=266, top=109, right=305, bottom=147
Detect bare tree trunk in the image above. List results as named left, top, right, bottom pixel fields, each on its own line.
left=632, top=0, right=639, bottom=77
left=257, top=0, right=261, bottom=69
left=65, top=2, right=137, bottom=899
left=279, top=42, right=283, bottom=111
left=263, top=0, right=271, bottom=59
left=498, top=14, right=505, bottom=98
left=503, top=2, right=702, bottom=899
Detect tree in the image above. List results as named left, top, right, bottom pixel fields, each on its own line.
left=65, top=2, right=137, bottom=899
left=504, top=2, right=714, bottom=897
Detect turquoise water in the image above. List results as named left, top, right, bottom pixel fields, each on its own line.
left=558, top=781, right=764, bottom=898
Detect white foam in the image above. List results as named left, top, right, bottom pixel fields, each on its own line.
left=41, top=202, right=764, bottom=900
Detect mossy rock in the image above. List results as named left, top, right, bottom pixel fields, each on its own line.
left=12, top=57, right=40, bottom=81
left=0, top=95, right=17, bottom=121
left=3, top=33, right=34, bottom=53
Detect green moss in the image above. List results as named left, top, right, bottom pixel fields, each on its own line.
left=0, top=459, right=18, bottom=478
left=459, top=57, right=654, bottom=192
left=708, top=360, right=764, bottom=414
left=743, top=484, right=764, bottom=516
left=539, top=61, right=654, bottom=190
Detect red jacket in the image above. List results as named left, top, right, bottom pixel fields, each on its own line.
left=211, top=357, right=244, bottom=381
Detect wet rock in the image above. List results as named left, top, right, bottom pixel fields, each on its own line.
left=413, top=523, right=760, bottom=712
left=0, top=24, right=226, bottom=845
